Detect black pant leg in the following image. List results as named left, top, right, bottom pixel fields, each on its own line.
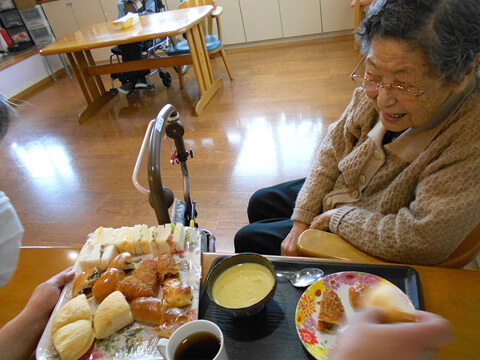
left=234, top=218, right=293, bottom=255
left=247, top=178, right=305, bottom=223
left=118, top=42, right=145, bottom=83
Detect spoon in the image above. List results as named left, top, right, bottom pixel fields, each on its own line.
left=277, top=268, right=324, bottom=287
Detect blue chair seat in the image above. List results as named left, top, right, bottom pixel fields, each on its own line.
left=167, top=35, right=222, bottom=56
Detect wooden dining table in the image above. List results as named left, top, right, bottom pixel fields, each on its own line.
left=39, top=6, right=223, bottom=123
left=1, top=247, right=479, bottom=360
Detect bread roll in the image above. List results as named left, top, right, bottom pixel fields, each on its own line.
left=52, top=319, right=95, bottom=360
left=94, top=291, right=133, bottom=339
left=363, top=282, right=418, bottom=323
left=130, top=297, right=165, bottom=325
left=51, top=294, right=92, bottom=340
left=92, top=268, right=126, bottom=303
left=108, top=252, right=134, bottom=272
left=72, top=267, right=100, bottom=298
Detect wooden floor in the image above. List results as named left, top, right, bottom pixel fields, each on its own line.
left=2, top=38, right=477, bottom=268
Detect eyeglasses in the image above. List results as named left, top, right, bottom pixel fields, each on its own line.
left=350, top=55, right=445, bottom=98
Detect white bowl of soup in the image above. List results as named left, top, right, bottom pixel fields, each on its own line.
left=206, top=253, right=277, bottom=317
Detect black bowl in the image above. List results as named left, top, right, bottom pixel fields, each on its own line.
left=206, top=253, right=277, bottom=317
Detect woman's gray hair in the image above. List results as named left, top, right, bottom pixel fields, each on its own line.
left=0, top=93, right=14, bottom=140
left=356, top=0, right=480, bottom=82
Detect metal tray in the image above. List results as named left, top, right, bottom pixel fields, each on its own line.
left=199, top=257, right=423, bottom=360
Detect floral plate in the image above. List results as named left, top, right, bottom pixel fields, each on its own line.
left=295, top=271, right=415, bottom=360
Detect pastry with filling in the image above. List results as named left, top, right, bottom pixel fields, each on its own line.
left=154, top=307, right=189, bottom=339
left=317, top=286, right=345, bottom=333
left=156, top=253, right=179, bottom=283
left=108, top=252, right=135, bottom=274
left=115, top=275, right=156, bottom=302
left=130, top=297, right=165, bottom=325
left=348, top=283, right=371, bottom=309
left=72, top=267, right=100, bottom=298
left=132, top=258, right=159, bottom=294
left=163, top=278, right=192, bottom=308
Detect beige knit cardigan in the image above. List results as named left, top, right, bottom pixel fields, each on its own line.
left=292, top=77, right=480, bottom=265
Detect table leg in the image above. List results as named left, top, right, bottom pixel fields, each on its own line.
left=66, top=51, right=115, bottom=124
left=186, top=23, right=223, bottom=116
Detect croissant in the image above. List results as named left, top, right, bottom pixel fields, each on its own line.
left=156, top=253, right=180, bottom=282
left=163, top=278, right=192, bottom=308
left=132, top=259, right=159, bottom=294
left=115, top=276, right=156, bottom=302
left=154, top=308, right=189, bottom=339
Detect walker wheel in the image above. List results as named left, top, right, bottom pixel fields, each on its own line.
left=160, top=71, right=172, bottom=87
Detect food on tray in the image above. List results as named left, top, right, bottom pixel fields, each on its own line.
left=211, top=262, right=275, bottom=309
left=317, top=286, right=345, bottom=333
left=94, top=291, right=134, bottom=339
left=52, top=319, right=95, bottom=360
left=163, top=278, right=193, bottom=308
left=362, top=282, right=418, bottom=323
left=133, top=224, right=151, bottom=255
left=72, top=267, right=101, bottom=298
left=154, top=307, right=189, bottom=338
left=51, top=294, right=92, bottom=338
left=156, top=252, right=180, bottom=282
left=90, top=224, right=185, bottom=256
left=115, top=275, right=157, bottom=302
left=150, top=224, right=174, bottom=255
left=78, top=243, right=118, bottom=272
left=348, top=283, right=371, bottom=309
left=130, top=297, right=165, bottom=325
left=108, top=252, right=135, bottom=273
left=132, top=258, right=159, bottom=294
left=92, top=268, right=126, bottom=302
left=50, top=294, right=94, bottom=360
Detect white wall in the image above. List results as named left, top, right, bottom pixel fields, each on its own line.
left=0, top=53, right=63, bottom=98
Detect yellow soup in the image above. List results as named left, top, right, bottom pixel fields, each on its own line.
left=212, top=263, right=275, bottom=308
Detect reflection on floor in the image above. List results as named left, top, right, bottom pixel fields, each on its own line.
left=1, top=39, right=478, bottom=269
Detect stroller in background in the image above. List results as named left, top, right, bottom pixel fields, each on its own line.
left=109, top=0, right=175, bottom=93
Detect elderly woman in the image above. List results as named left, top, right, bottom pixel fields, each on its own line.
left=234, top=0, right=480, bottom=266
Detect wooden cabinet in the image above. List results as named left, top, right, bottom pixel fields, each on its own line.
left=215, top=0, right=245, bottom=45
left=42, top=0, right=113, bottom=61
left=320, top=0, right=353, bottom=33
left=278, top=0, right=322, bottom=38
left=239, top=0, right=282, bottom=42
left=99, top=0, right=118, bottom=22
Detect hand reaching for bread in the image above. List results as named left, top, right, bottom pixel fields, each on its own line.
left=331, top=309, right=452, bottom=360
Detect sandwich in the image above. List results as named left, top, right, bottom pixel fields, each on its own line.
left=149, top=225, right=173, bottom=256
left=114, top=227, right=136, bottom=255
left=94, top=291, right=134, bottom=339
left=132, top=224, right=151, bottom=255
left=170, top=223, right=185, bottom=253
left=362, top=282, right=418, bottom=323
left=78, top=243, right=118, bottom=272
left=72, top=267, right=101, bottom=298
left=317, top=286, right=345, bottom=333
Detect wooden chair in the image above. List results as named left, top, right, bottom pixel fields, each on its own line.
left=297, top=223, right=480, bottom=268
left=353, top=0, right=368, bottom=51
left=167, top=0, right=234, bottom=88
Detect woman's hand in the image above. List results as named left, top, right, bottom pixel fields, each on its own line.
left=309, top=209, right=336, bottom=231
left=0, top=267, right=75, bottom=360
left=331, top=308, right=453, bottom=360
left=23, top=267, right=75, bottom=324
left=281, top=221, right=309, bottom=256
